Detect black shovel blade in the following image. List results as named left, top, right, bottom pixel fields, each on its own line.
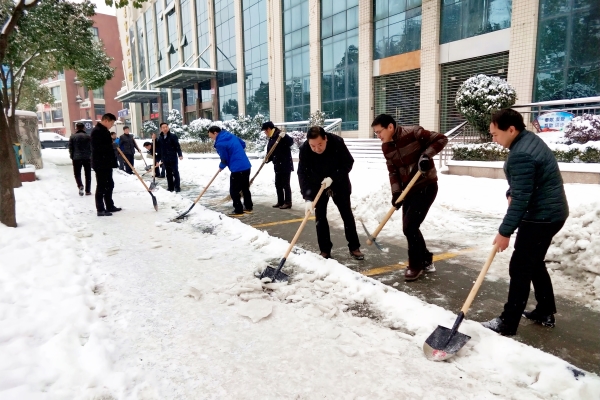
left=149, top=181, right=157, bottom=191
left=145, top=165, right=152, bottom=171
left=150, top=192, right=158, bottom=211
left=174, top=204, right=194, bottom=220
left=259, top=258, right=289, bottom=283
left=360, top=221, right=383, bottom=251
left=423, top=325, right=471, bottom=361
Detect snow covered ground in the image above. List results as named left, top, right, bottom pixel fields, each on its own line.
left=1, top=148, right=599, bottom=399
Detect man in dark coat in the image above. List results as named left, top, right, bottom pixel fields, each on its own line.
left=153, top=122, right=183, bottom=192
left=298, top=126, right=364, bottom=260
left=119, top=126, right=141, bottom=174
left=209, top=125, right=253, bottom=216
left=69, top=122, right=92, bottom=196
left=482, top=109, right=569, bottom=336
left=371, top=114, right=448, bottom=281
left=91, top=113, right=121, bottom=216
left=262, top=121, right=294, bottom=209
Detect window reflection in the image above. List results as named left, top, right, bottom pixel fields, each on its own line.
left=440, top=0, right=511, bottom=44
left=374, top=0, right=421, bottom=59
left=283, top=0, right=310, bottom=122
left=243, top=0, right=270, bottom=117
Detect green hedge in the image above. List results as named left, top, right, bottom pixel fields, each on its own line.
left=453, top=144, right=600, bottom=163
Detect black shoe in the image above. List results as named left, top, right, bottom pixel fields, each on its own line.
left=175, top=189, right=181, bottom=193
left=107, top=206, right=122, bottom=212
left=319, top=252, right=331, bottom=259
left=481, top=317, right=517, bottom=336
left=229, top=211, right=245, bottom=217
left=85, top=192, right=92, bottom=196
left=78, top=186, right=84, bottom=196
left=97, top=210, right=113, bottom=216
left=523, top=310, right=556, bottom=328
left=272, top=203, right=283, bottom=208
left=243, top=209, right=253, bottom=214
left=279, top=203, right=292, bottom=209
left=349, top=249, right=364, bottom=260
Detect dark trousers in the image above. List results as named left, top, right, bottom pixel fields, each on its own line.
left=94, top=168, right=115, bottom=212
left=402, top=182, right=438, bottom=270
left=230, top=168, right=253, bottom=213
left=275, top=170, right=292, bottom=205
left=500, top=220, right=565, bottom=329
left=164, top=160, right=181, bottom=191
left=160, top=163, right=165, bottom=178
left=124, top=153, right=135, bottom=174
left=314, top=191, right=360, bottom=254
left=117, top=153, right=125, bottom=170
left=73, top=159, right=91, bottom=192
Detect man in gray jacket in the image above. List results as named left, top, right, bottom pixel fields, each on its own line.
left=119, top=126, right=141, bottom=174
left=69, top=122, right=92, bottom=196
left=482, top=109, right=569, bottom=336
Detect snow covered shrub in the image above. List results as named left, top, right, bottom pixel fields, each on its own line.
left=452, top=142, right=508, bottom=161
left=564, top=114, right=600, bottom=144
left=308, top=110, right=326, bottom=127
left=167, top=109, right=189, bottom=138
left=187, top=118, right=213, bottom=141
left=142, top=120, right=158, bottom=137
left=288, top=130, right=307, bottom=150
left=455, top=74, right=517, bottom=140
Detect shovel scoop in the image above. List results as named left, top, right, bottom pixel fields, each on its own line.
left=260, top=258, right=290, bottom=283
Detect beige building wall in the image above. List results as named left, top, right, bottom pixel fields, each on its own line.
left=507, top=0, right=540, bottom=106
left=309, top=0, right=321, bottom=114
left=419, top=0, right=441, bottom=132
left=267, top=0, right=285, bottom=123
left=357, top=0, right=373, bottom=138
left=234, top=0, right=246, bottom=116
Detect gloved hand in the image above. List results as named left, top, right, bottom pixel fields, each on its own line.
left=305, top=200, right=314, bottom=214
left=279, top=131, right=286, bottom=138
left=418, top=154, right=431, bottom=172
left=391, top=192, right=403, bottom=210
left=321, top=177, right=333, bottom=188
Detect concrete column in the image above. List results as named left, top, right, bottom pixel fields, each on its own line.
left=206, top=0, right=219, bottom=119
left=309, top=0, right=321, bottom=114
left=189, top=0, right=199, bottom=66
left=419, top=0, right=441, bottom=131
left=267, top=0, right=285, bottom=123
left=507, top=0, right=540, bottom=106
left=234, top=0, right=246, bottom=116
left=357, top=0, right=373, bottom=138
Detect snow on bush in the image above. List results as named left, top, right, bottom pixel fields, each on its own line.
left=142, top=120, right=158, bottom=136
left=167, top=109, right=188, bottom=138
left=455, top=74, right=517, bottom=140
left=308, top=110, right=326, bottom=127
left=564, top=113, right=600, bottom=144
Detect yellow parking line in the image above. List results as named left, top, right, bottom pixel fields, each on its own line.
left=362, top=248, right=476, bottom=277
left=252, top=216, right=315, bottom=228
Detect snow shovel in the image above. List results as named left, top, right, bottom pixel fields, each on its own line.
left=149, top=136, right=158, bottom=191
left=173, top=169, right=221, bottom=220
left=364, top=171, right=421, bottom=249
left=218, top=133, right=284, bottom=204
left=117, top=147, right=158, bottom=211
left=259, top=180, right=328, bottom=283
left=137, top=148, right=151, bottom=171
left=423, top=244, right=498, bottom=361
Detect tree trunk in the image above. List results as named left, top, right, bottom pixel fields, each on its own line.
left=0, top=108, right=21, bottom=228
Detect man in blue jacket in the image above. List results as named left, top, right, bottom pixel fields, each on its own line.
left=208, top=126, right=253, bottom=217
left=482, top=109, right=568, bottom=336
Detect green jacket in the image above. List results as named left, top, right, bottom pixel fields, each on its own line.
left=499, top=129, right=569, bottom=237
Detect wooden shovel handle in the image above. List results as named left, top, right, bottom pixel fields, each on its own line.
left=117, top=147, right=151, bottom=192
left=460, top=244, right=498, bottom=315
left=192, top=169, right=221, bottom=205
left=249, top=134, right=283, bottom=186
left=282, top=182, right=327, bottom=260
left=367, top=171, right=421, bottom=244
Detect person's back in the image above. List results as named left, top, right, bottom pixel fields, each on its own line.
left=91, top=122, right=117, bottom=170
left=69, top=130, right=91, bottom=160
left=214, top=130, right=251, bottom=172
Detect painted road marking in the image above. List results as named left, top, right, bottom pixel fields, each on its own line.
left=252, top=216, right=315, bottom=228
left=362, top=248, right=476, bottom=277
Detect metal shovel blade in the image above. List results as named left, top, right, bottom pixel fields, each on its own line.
left=149, top=181, right=157, bottom=191
left=174, top=204, right=195, bottom=220
left=145, top=165, right=152, bottom=171
left=259, top=258, right=289, bottom=283
left=150, top=192, right=158, bottom=211
left=423, top=325, right=471, bottom=362
left=360, top=221, right=383, bottom=251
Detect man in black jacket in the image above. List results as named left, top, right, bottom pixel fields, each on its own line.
left=91, top=113, right=121, bottom=216
left=119, top=126, right=141, bottom=174
left=153, top=122, right=183, bottom=192
left=482, top=109, right=569, bottom=336
left=298, top=126, right=364, bottom=260
left=69, top=122, right=92, bottom=196
left=262, top=121, right=294, bottom=209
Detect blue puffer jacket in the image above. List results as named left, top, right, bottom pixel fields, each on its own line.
left=214, top=130, right=251, bottom=172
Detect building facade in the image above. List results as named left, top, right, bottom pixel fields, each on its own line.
left=37, top=13, right=125, bottom=136
left=117, top=0, right=600, bottom=138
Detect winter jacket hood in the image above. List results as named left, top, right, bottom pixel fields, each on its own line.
left=214, top=130, right=251, bottom=172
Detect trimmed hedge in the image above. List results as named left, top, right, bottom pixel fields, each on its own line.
left=453, top=143, right=600, bottom=163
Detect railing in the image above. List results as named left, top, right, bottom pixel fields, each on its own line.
left=438, top=121, right=469, bottom=168
left=512, top=96, right=600, bottom=130
left=274, top=118, right=343, bottom=136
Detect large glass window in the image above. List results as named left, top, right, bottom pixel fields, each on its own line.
left=52, top=108, right=63, bottom=121
left=322, top=0, right=358, bottom=130
left=156, top=1, right=166, bottom=75
left=50, top=86, right=61, bottom=102
left=167, top=7, right=179, bottom=69
left=243, top=0, right=269, bottom=117
left=137, top=19, right=146, bottom=82
left=94, top=104, right=106, bottom=121
left=196, top=0, right=211, bottom=68
left=129, top=27, right=138, bottom=84
left=92, top=87, right=104, bottom=100
left=145, top=7, right=157, bottom=80
left=215, top=0, right=238, bottom=120
left=534, top=0, right=600, bottom=101
left=283, top=0, right=309, bottom=122
left=373, top=0, right=421, bottom=59
left=180, top=0, right=193, bottom=64
left=172, top=89, right=182, bottom=113
left=440, top=0, right=512, bottom=44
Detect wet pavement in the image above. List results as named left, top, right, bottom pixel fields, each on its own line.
left=164, top=179, right=600, bottom=375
